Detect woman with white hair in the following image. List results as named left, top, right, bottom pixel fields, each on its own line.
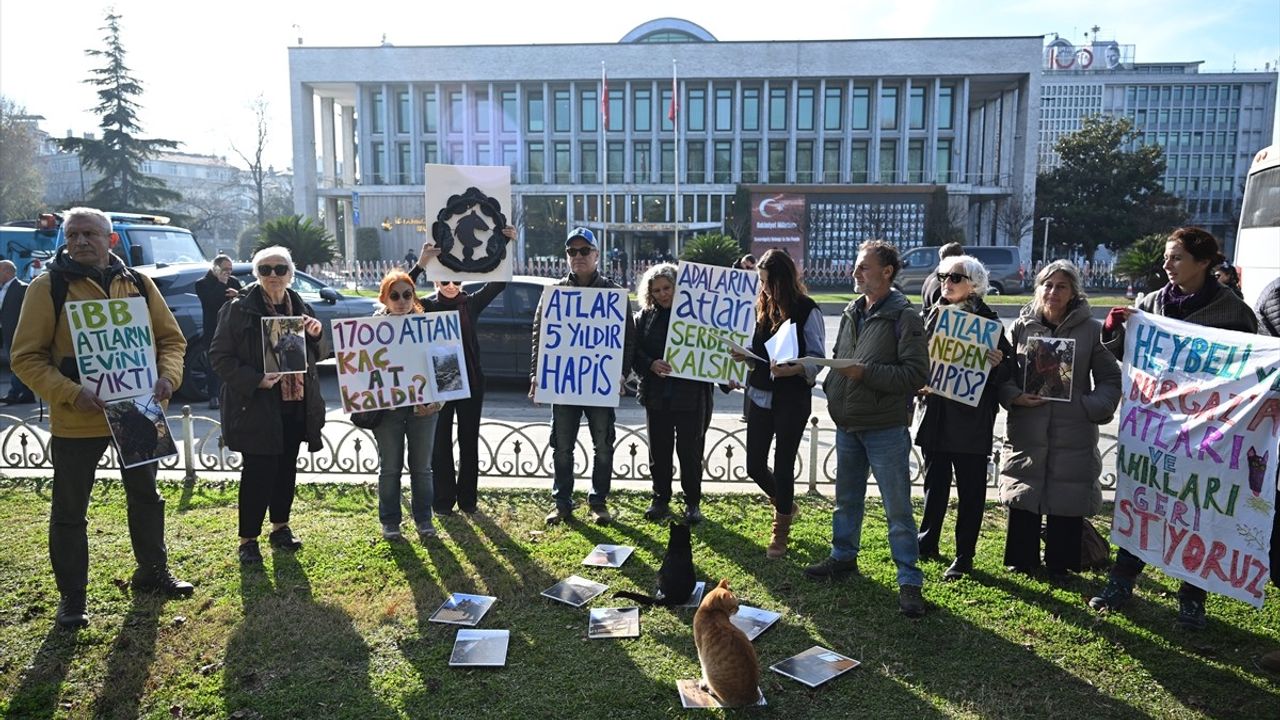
left=914, top=254, right=1014, bottom=580
left=631, top=262, right=712, bottom=523
left=996, top=260, right=1121, bottom=578
left=210, top=246, right=328, bottom=565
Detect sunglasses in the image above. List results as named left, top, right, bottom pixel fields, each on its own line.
left=387, top=290, right=415, bottom=302
left=937, top=272, right=971, bottom=284
left=438, top=280, right=461, bottom=287
left=258, top=264, right=290, bottom=277
left=565, top=247, right=595, bottom=257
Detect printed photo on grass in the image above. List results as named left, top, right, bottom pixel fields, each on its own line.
left=448, top=629, right=510, bottom=667
left=541, top=576, right=608, bottom=607
left=262, top=316, right=308, bottom=375
left=428, top=593, right=496, bottom=626
left=677, top=581, right=707, bottom=608
left=1024, top=336, right=1074, bottom=401
left=730, top=605, right=781, bottom=642
left=676, top=679, right=767, bottom=708
left=104, top=394, right=177, bottom=469
left=769, top=646, right=861, bottom=688
left=588, top=607, right=640, bottom=639
left=582, top=544, right=635, bottom=568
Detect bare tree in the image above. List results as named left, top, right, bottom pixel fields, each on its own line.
left=996, top=192, right=1036, bottom=246
left=232, top=95, right=270, bottom=230
left=0, top=96, right=47, bottom=221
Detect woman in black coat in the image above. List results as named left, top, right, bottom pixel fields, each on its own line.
left=914, top=254, right=1013, bottom=580
left=210, top=246, right=327, bottom=565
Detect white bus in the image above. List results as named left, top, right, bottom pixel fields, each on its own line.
left=1235, top=145, right=1280, bottom=306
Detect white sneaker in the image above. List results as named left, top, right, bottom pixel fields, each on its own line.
left=416, top=519, right=437, bottom=538
left=381, top=524, right=403, bottom=540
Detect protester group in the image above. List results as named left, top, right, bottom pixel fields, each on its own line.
left=8, top=207, right=1280, bottom=677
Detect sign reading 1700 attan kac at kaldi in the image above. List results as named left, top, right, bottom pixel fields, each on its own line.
left=750, top=193, right=806, bottom=271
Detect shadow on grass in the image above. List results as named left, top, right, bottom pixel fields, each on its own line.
left=90, top=592, right=164, bottom=718
left=5, top=626, right=80, bottom=718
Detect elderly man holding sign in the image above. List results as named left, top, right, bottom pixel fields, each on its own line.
left=11, top=207, right=191, bottom=630
left=531, top=227, right=635, bottom=526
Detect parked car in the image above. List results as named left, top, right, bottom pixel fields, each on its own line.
left=459, top=276, right=557, bottom=380
left=896, top=244, right=1027, bottom=296
left=136, top=262, right=378, bottom=400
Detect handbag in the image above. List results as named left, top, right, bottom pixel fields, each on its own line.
left=350, top=409, right=386, bottom=430
left=1080, top=520, right=1112, bottom=570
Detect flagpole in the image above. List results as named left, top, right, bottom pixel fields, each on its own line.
left=672, top=58, right=680, bottom=257
left=600, top=61, right=608, bottom=270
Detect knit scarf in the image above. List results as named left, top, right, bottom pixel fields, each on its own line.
left=1160, top=275, right=1220, bottom=320
left=263, top=289, right=305, bottom=402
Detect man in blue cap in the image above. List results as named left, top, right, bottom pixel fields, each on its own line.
left=530, top=227, right=635, bottom=525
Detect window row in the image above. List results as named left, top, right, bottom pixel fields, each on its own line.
left=1132, top=107, right=1240, bottom=127
left=1134, top=130, right=1239, bottom=151
left=1125, top=84, right=1242, bottom=107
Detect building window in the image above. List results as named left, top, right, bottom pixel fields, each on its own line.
left=449, top=142, right=463, bottom=164
left=824, top=86, right=842, bottom=131
left=423, top=141, right=439, bottom=166
left=688, top=88, right=706, bottom=132
left=527, top=141, right=544, bottom=183
left=396, top=91, right=410, bottom=134
left=553, top=90, right=571, bottom=133
left=501, top=90, right=517, bottom=132
left=907, top=139, right=924, bottom=182
left=581, top=142, right=598, bottom=183
left=581, top=89, right=598, bottom=133
left=852, top=86, right=870, bottom=130
left=879, top=139, right=897, bottom=182
left=476, top=142, right=491, bottom=166
left=909, top=87, right=926, bottom=130
left=634, top=88, right=652, bottom=132
left=370, top=141, right=385, bottom=184
left=715, top=88, right=732, bottom=131
left=607, top=141, right=624, bottom=183
left=769, top=87, right=787, bottom=131
left=607, top=89, right=624, bottom=131
left=741, top=140, right=759, bottom=183
left=476, top=92, right=490, bottom=133
left=796, top=140, right=814, bottom=182
left=633, top=141, right=651, bottom=183
left=797, top=87, right=815, bottom=131
left=661, top=88, right=674, bottom=132
left=396, top=143, right=412, bottom=184
left=449, top=91, right=464, bottom=133
left=527, top=92, right=544, bottom=133
left=501, top=142, right=517, bottom=181
left=935, top=139, right=952, bottom=182
left=660, top=141, right=675, bottom=183
left=687, top=140, right=706, bottom=182
left=742, top=87, right=760, bottom=131
left=553, top=142, right=570, bottom=182
left=822, top=140, right=840, bottom=183
left=713, top=141, right=732, bottom=183
left=370, top=91, right=384, bottom=134
left=768, top=140, right=787, bottom=183
left=423, top=91, right=438, bottom=133
left=880, top=87, right=898, bottom=130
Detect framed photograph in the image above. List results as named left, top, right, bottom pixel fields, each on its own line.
left=730, top=605, right=781, bottom=642
left=429, top=344, right=470, bottom=402
left=1023, top=336, right=1075, bottom=402
left=677, top=581, right=707, bottom=609
left=676, top=680, right=766, bottom=708
left=588, top=607, right=640, bottom=639
left=104, top=394, right=178, bottom=469
left=541, top=576, right=608, bottom=608
left=769, top=646, right=860, bottom=688
left=448, top=629, right=509, bottom=667
left=262, top=316, right=308, bottom=375
left=428, top=593, right=496, bottom=626
left=581, top=544, right=635, bottom=568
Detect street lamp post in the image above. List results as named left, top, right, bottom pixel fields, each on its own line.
left=1041, top=216, right=1055, bottom=266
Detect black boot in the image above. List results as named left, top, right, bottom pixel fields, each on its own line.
left=56, top=591, right=89, bottom=630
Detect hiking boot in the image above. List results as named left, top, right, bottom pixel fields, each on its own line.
left=898, top=584, right=926, bottom=618
left=544, top=506, right=572, bottom=526
left=132, top=568, right=195, bottom=598
left=643, top=501, right=670, bottom=522
left=684, top=503, right=703, bottom=525
left=1088, top=576, right=1133, bottom=611
left=943, top=557, right=972, bottom=581
left=238, top=540, right=263, bottom=566
left=804, top=556, right=860, bottom=580
left=56, top=592, right=89, bottom=630
left=416, top=519, right=437, bottom=539
left=589, top=504, right=612, bottom=526
left=382, top=524, right=404, bottom=541
left=268, top=526, right=302, bottom=551
left=1176, top=596, right=1207, bottom=631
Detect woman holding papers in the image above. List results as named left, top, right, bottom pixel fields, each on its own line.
left=730, top=249, right=824, bottom=558
left=368, top=270, right=444, bottom=541
left=632, top=263, right=712, bottom=524
left=914, top=255, right=1013, bottom=580
left=996, top=260, right=1120, bottom=580
left=1090, top=227, right=1258, bottom=630
left=210, top=246, right=327, bottom=565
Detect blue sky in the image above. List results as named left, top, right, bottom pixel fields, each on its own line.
left=2, top=0, right=1276, bottom=169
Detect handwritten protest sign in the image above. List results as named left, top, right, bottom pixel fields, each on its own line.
left=534, top=286, right=627, bottom=407
left=66, top=298, right=157, bottom=403
left=925, top=306, right=1001, bottom=407
left=1114, top=311, right=1280, bottom=607
left=331, top=311, right=469, bottom=412
left=663, top=262, right=758, bottom=384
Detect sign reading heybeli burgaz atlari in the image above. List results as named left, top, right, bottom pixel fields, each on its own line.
left=331, top=311, right=469, bottom=412
left=534, top=286, right=627, bottom=407
left=926, top=306, right=1001, bottom=408
left=1114, top=311, right=1280, bottom=607
left=66, top=297, right=157, bottom=403
left=663, top=262, right=759, bottom=385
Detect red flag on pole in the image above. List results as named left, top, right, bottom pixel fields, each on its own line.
left=668, top=67, right=678, bottom=121
left=601, top=66, right=609, bottom=127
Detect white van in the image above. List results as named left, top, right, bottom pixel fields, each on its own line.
left=1235, top=145, right=1280, bottom=306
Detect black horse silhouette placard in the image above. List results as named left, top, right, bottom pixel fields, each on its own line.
left=424, top=164, right=513, bottom=281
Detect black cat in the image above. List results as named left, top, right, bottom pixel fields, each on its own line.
left=614, top=522, right=696, bottom=607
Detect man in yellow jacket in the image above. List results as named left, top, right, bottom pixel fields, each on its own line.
left=11, top=207, right=192, bottom=630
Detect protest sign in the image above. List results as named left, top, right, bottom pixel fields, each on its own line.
left=105, top=395, right=177, bottom=469
left=262, top=317, right=308, bottom=375
left=925, top=306, right=1002, bottom=407
left=424, top=164, right=513, bottom=282
left=331, top=311, right=468, bottom=413
left=1025, top=336, right=1075, bottom=401
left=662, top=261, right=758, bottom=384
left=1113, top=311, right=1280, bottom=607
left=533, top=286, right=627, bottom=407
left=66, top=297, right=157, bottom=403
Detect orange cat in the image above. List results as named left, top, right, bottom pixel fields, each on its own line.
left=692, top=579, right=760, bottom=707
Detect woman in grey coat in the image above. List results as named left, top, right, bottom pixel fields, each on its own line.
left=997, top=260, right=1122, bottom=576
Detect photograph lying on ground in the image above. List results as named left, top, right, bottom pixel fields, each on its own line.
left=428, top=593, right=496, bottom=626
left=769, top=646, right=860, bottom=687
left=541, top=576, right=608, bottom=607
left=588, top=607, right=640, bottom=639
left=448, top=629, right=510, bottom=667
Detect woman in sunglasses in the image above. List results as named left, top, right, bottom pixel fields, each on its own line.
left=408, top=225, right=516, bottom=516
left=369, top=270, right=444, bottom=541
left=913, top=256, right=1013, bottom=580
left=209, top=246, right=328, bottom=565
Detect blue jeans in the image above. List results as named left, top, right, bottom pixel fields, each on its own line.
left=550, top=404, right=615, bottom=510
left=830, top=425, right=924, bottom=587
left=372, top=407, right=438, bottom=526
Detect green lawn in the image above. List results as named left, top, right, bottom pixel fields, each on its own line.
left=1, top=482, right=1275, bottom=719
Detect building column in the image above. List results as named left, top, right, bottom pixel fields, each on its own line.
left=341, top=104, right=356, bottom=186
left=291, top=82, right=317, bottom=217
left=320, top=97, right=337, bottom=189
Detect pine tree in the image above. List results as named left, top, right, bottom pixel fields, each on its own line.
left=57, top=11, right=180, bottom=212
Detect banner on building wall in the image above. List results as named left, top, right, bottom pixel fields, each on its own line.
left=331, top=311, right=470, bottom=412
left=66, top=297, right=157, bottom=403
left=1113, top=312, right=1280, bottom=608
left=925, top=306, right=1001, bottom=407
left=750, top=193, right=806, bottom=272
left=424, top=164, right=513, bottom=282
left=533, top=286, right=627, bottom=407
left=662, top=261, right=759, bottom=385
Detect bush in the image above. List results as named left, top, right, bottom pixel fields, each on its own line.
left=1114, top=233, right=1167, bottom=292
left=679, top=233, right=740, bottom=267
left=254, top=215, right=337, bottom=268
left=355, top=227, right=381, bottom=261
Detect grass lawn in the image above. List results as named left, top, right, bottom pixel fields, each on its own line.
left=1, top=482, right=1275, bottom=719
